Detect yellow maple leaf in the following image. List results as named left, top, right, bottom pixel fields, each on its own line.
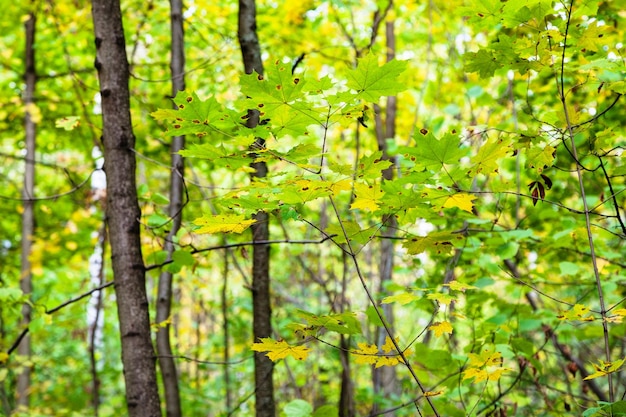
left=353, top=342, right=378, bottom=365
left=584, top=358, right=626, bottom=380
left=557, top=304, right=595, bottom=322
left=468, top=350, right=502, bottom=367
left=381, top=336, right=396, bottom=353
left=350, top=183, right=384, bottom=212
left=427, top=293, right=457, bottom=305
left=193, top=214, right=256, bottom=234
left=487, top=367, right=511, bottom=381
left=424, top=390, right=444, bottom=397
left=251, top=338, right=311, bottom=362
left=376, top=356, right=401, bottom=368
left=444, top=280, right=478, bottom=292
left=382, top=293, right=420, bottom=305
left=429, top=321, right=453, bottom=337
left=442, top=193, right=476, bottom=213
left=463, top=367, right=487, bottom=381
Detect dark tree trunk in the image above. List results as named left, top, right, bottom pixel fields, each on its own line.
left=237, top=2, right=275, bottom=416
left=155, top=0, right=185, bottom=415
left=91, top=1, right=162, bottom=416
left=17, top=9, right=37, bottom=409
left=372, top=19, right=400, bottom=417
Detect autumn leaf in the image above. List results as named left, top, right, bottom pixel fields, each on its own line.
left=468, top=350, right=502, bottom=368
left=353, top=342, right=379, bottom=365
left=55, top=116, right=80, bottom=131
left=382, top=292, right=421, bottom=306
left=427, top=293, right=457, bottom=305
left=193, top=214, right=256, bottom=234
left=557, top=304, right=595, bottom=322
left=350, top=183, right=384, bottom=212
left=584, top=358, right=626, bottom=380
left=442, top=193, right=476, bottom=213
left=444, top=281, right=478, bottom=292
left=352, top=337, right=408, bottom=368
left=251, top=338, right=311, bottom=362
left=429, top=321, right=453, bottom=337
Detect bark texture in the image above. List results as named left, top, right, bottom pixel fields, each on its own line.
left=91, top=1, right=162, bottom=416
left=237, top=1, right=275, bottom=416
left=17, top=10, right=37, bottom=409
left=372, top=19, right=400, bottom=417
left=155, top=0, right=185, bottom=415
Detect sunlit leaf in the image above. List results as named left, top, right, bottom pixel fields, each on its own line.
left=251, top=338, right=311, bottom=361
left=557, top=304, right=595, bottom=322
left=429, top=321, right=453, bottom=337
left=193, top=214, right=256, bottom=234
left=346, top=54, right=408, bottom=101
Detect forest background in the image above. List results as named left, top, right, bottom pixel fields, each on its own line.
left=1, top=0, right=625, bottom=416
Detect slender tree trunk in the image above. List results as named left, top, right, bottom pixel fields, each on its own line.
left=87, top=221, right=106, bottom=416
left=372, top=19, right=399, bottom=417
left=221, top=249, right=233, bottom=411
left=91, top=2, right=162, bottom=416
left=17, top=10, right=37, bottom=409
left=237, top=2, right=275, bottom=416
left=156, top=1, right=185, bottom=416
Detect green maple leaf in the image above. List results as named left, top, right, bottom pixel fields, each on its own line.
left=402, top=130, right=466, bottom=170
left=151, top=91, right=233, bottom=137
left=325, top=221, right=376, bottom=245
left=464, top=49, right=503, bottom=78
left=468, top=137, right=512, bottom=176
left=355, top=151, right=393, bottom=180
left=239, top=62, right=323, bottom=137
left=402, top=231, right=462, bottom=255
left=178, top=143, right=253, bottom=170
left=346, top=54, right=408, bottom=101
left=193, top=214, right=256, bottom=234
left=277, top=179, right=332, bottom=204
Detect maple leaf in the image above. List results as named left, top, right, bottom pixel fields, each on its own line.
left=350, top=183, right=384, bottom=212
left=464, top=49, right=503, bottom=78
left=444, top=281, right=478, bottom=292
left=381, top=336, right=397, bottom=353
left=193, top=214, right=256, bottom=234
left=251, top=338, right=311, bottom=361
left=557, top=304, right=595, bottom=322
left=463, top=367, right=488, bottom=382
left=402, top=231, right=462, bottom=255
left=353, top=342, right=378, bottom=365
left=468, top=350, right=502, bottom=367
left=526, top=144, right=556, bottom=173
left=346, top=53, right=408, bottom=101
left=468, top=137, right=512, bottom=176
left=55, top=116, right=80, bottom=131
left=427, top=293, right=458, bottom=305
left=429, top=321, right=453, bottom=337
left=382, top=292, right=421, bottom=306
left=584, top=358, right=626, bottom=380
left=442, top=193, right=476, bottom=213
left=402, top=130, right=466, bottom=170
left=151, top=91, right=232, bottom=137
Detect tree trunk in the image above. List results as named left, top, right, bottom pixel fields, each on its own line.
left=91, top=1, right=162, bottom=416
left=156, top=1, right=185, bottom=416
left=237, top=2, right=275, bottom=416
left=17, top=10, right=37, bottom=409
left=372, top=20, right=400, bottom=417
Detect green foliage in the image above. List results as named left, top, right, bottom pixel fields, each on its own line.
left=2, top=0, right=626, bottom=415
